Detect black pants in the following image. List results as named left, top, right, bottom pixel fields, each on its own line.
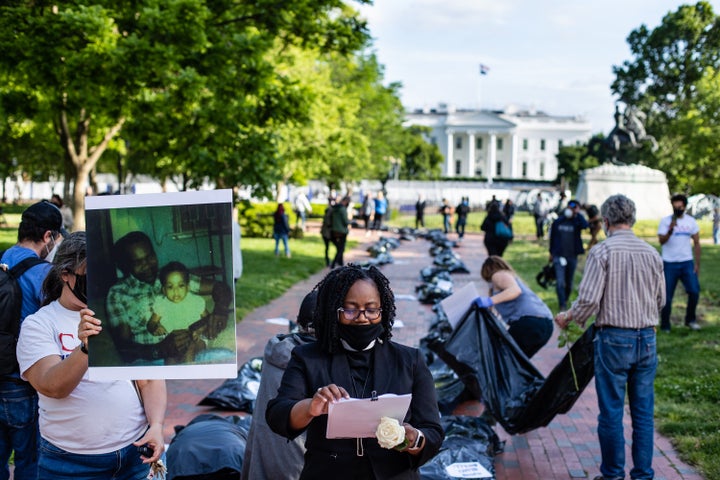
left=323, top=236, right=332, bottom=266
left=330, top=232, right=347, bottom=268
left=508, top=316, right=554, bottom=358
left=534, top=214, right=545, bottom=239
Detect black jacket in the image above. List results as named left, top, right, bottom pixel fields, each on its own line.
left=266, top=340, right=444, bottom=479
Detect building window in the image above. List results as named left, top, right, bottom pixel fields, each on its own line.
left=496, top=137, right=503, bottom=150
left=540, top=139, right=546, bottom=151
left=455, top=136, right=462, bottom=149
left=475, top=167, right=483, bottom=177
left=495, top=161, right=502, bottom=176
left=558, top=139, right=563, bottom=149
left=522, top=139, right=528, bottom=150
left=430, top=136, right=437, bottom=145
left=455, top=159, right=462, bottom=175
left=540, top=163, right=545, bottom=177
left=476, top=138, right=483, bottom=150
left=522, top=161, right=528, bottom=177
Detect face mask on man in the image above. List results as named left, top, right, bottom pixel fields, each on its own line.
left=563, top=208, right=573, bottom=219
left=673, top=208, right=684, bottom=218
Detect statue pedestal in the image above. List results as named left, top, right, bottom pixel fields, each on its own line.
left=575, top=164, right=671, bottom=220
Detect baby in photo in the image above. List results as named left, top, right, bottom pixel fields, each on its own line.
left=148, top=261, right=208, bottom=363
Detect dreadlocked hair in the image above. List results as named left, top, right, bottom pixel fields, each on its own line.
left=313, top=264, right=396, bottom=354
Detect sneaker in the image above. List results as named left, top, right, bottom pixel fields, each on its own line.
left=686, top=321, right=700, bottom=331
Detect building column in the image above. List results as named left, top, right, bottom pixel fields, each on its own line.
left=510, top=133, right=519, bottom=178
left=445, top=130, right=454, bottom=177
left=467, top=132, right=476, bottom=177
left=487, top=132, right=496, bottom=184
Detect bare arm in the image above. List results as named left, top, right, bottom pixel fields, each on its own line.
left=658, top=218, right=677, bottom=245
left=133, top=379, right=167, bottom=463
left=692, top=232, right=701, bottom=273
left=488, top=271, right=522, bottom=305
left=24, top=308, right=101, bottom=398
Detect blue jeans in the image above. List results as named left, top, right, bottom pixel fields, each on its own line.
left=38, top=437, right=149, bottom=480
left=0, top=381, right=39, bottom=480
left=273, top=233, right=290, bottom=256
left=660, top=260, right=700, bottom=330
left=553, top=256, right=578, bottom=309
left=594, top=327, right=657, bottom=480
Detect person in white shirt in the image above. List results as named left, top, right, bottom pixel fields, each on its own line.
left=17, top=231, right=166, bottom=479
left=657, top=193, right=701, bottom=331
left=293, top=191, right=312, bottom=232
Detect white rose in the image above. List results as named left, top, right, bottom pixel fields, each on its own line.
left=375, top=416, right=406, bottom=449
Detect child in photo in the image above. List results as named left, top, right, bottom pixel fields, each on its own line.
left=148, top=261, right=209, bottom=363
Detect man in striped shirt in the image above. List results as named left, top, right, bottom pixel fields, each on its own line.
left=555, top=194, right=665, bottom=480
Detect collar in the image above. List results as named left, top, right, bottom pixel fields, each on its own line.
left=340, top=338, right=383, bottom=352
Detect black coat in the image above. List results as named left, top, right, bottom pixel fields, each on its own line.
left=266, top=340, right=444, bottom=479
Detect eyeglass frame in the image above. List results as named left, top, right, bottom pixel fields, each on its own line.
left=337, top=307, right=383, bottom=321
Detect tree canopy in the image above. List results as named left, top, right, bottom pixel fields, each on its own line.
left=0, top=0, right=393, bottom=228
left=611, top=1, right=720, bottom=194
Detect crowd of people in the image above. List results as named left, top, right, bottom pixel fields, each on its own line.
left=1, top=187, right=710, bottom=480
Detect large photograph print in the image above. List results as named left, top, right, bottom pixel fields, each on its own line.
left=85, top=189, right=237, bottom=380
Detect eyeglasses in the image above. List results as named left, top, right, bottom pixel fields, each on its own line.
left=337, top=307, right=382, bottom=321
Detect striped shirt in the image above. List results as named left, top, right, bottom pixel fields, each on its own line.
left=570, top=229, right=665, bottom=329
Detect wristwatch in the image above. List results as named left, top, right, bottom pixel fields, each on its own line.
left=79, top=342, right=89, bottom=354
left=410, top=430, right=425, bottom=450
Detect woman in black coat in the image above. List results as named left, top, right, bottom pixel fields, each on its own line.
left=266, top=265, right=443, bottom=479
left=481, top=201, right=512, bottom=257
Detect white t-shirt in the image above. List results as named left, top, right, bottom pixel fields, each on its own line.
left=152, top=292, right=207, bottom=332
left=657, top=213, right=699, bottom=262
left=17, top=301, right=147, bottom=454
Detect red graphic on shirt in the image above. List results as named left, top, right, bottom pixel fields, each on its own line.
left=59, top=333, right=77, bottom=352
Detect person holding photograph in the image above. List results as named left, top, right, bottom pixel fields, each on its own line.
left=266, top=264, right=443, bottom=479
left=17, top=232, right=166, bottom=479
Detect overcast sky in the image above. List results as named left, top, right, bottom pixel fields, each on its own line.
left=357, top=0, right=720, bottom=133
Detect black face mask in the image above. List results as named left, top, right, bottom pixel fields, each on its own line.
left=673, top=208, right=685, bottom=218
left=338, top=323, right=383, bottom=351
left=68, top=273, right=87, bottom=304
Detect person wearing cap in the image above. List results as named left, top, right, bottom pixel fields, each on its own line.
left=0, top=200, right=67, bottom=480
left=548, top=199, right=589, bottom=310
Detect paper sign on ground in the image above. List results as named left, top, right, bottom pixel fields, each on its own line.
left=445, top=462, right=493, bottom=478
left=326, top=393, right=412, bottom=439
left=440, top=282, right=479, bottom=329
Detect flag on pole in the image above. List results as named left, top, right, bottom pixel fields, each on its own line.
left=479, top=64, right=490, bottom=75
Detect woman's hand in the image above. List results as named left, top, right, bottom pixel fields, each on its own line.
left=308, top=384, right=350, bottom=417
left=289, top=383, right=350, bottom=430
left=78, top=308, right=102, bottom=347
left=133, top=423, right=165, bottom=464
left=399, top=423, right=424, bottom=455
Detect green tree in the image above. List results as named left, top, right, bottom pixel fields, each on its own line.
left=556, top=143, right=599, bottom=191
left=611, top=1, right=720, bottom=192
left=400, top=126, right=443, bottom=180
left=0, top=1, right=369, bottom=228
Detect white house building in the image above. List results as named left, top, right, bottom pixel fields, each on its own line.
left=405, top=105, right=592, bottom=183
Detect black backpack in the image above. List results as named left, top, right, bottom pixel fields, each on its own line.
left=0, top=255, right=46, bottom=376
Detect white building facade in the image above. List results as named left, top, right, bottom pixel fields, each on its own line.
left=405, top=106, right=592, bottom=183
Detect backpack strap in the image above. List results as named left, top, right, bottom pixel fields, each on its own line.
left=9, top=256, right=46, bottom=279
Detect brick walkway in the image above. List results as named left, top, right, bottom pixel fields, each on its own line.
left=164, top=227, right=704, bottom=480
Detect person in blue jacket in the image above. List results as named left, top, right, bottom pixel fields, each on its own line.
left=548, top=199, right=589, bottom=310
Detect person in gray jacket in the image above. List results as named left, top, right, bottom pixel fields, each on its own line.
left=241, top=290, right=317, bottom=479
